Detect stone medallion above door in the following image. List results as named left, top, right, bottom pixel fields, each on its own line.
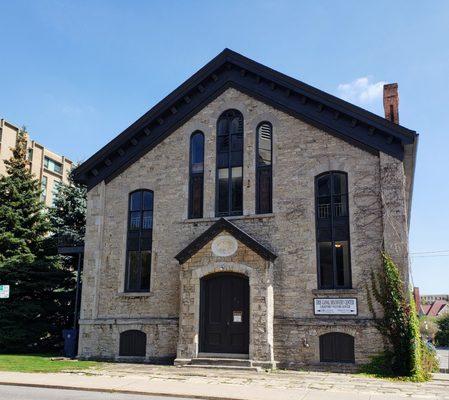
left=174, top=218, right=277, bottom=369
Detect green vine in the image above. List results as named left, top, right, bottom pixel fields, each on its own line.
left=365, top=253, right=437, bottom=381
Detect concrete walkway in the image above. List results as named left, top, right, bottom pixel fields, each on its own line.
left=437, top=347, right=449, bottom=372
left=1, top=364, right=449, bottom=400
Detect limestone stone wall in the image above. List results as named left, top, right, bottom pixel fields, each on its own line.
left=78, top=87, right=408, bottom=366
left=379, top=153, right=410, bottom=286
left=274, top=319, right=383, bottom=368
left=78, top=319, right=178, bottom=362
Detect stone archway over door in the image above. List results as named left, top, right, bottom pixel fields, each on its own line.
left=200, top=273, right=249, bottom=354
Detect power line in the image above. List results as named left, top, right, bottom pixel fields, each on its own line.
left=411, top=254, right=449, bottom=258
left=410, top=250, right=449, bottom=255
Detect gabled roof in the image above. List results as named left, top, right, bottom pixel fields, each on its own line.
left=175, top=218, right=277, bottom=264
left=73, top=49, right=418, bottom=190
left=424, top=300, right=449, bottom=317
left=422, top=304, right=432, bottom=315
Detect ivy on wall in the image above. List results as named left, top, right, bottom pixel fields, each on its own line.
left=366, top=253, right=438, bottom=381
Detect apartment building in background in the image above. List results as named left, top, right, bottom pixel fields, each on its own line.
left=0, top=118, right=73, bottom=207
left=421, top=294, right=449, bottom=303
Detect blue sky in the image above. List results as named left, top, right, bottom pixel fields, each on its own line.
left=0, top=1, right=448, bottom=294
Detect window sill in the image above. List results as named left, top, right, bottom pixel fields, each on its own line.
left=184, top=213, right=275, bottom=224
left=117, top=292, right=153, bottom=298
left=43, top=167, right=63, bottom=177
left=312, top=288, right=359, bottom=296
left=314, top=361, right=356, bottom=366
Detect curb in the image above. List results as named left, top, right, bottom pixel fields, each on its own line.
left=0, top=381, right=243, bottom=400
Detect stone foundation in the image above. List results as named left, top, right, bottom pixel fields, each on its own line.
left=273, top=318, right=383, bottom=369
left=78, top=319, right=178, bottom=362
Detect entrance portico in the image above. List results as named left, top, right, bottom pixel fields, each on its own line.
left=174, top=218, right=277, bottom=369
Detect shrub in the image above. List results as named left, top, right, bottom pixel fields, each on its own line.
left=408, top=293, right=423, bottom=379
left=421, top=343, right=439, bottom=377
left=359, top=352, right=394, bottom=378
left=420, top=316, right=438, bottom=342
left=435, top=314, right=449, bottom=347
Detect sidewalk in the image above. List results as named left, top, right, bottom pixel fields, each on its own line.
left=437, top=347, right=449, bottom=372
left=1, top=364, right=449, bottom=400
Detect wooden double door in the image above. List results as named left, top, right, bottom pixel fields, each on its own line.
left=200, top=273, right=249, bottom=354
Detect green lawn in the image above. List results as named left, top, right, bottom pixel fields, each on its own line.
left=0, top=354, right=102, bottom=373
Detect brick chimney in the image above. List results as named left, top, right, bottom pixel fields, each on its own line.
left=383, top=83, right=399, bottom=124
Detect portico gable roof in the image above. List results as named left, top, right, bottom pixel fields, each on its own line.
left=175, top=218, right=277, bottom=264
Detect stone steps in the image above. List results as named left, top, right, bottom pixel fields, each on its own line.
left=186, top=357, right=261, bottom=372
left=183, top=364, right=261, bottom=372
left=191, top=357, right=252, bottom=367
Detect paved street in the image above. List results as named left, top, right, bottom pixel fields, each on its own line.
left=0, top=385, right=191, bottom=400
left=437, top=347, right=449, bottom=370
left=1, top=364, right=449, bottom=400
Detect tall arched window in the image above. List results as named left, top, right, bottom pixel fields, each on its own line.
left=319, top=332, right=355, bottom=363
left=315, top=172, right=351, bottom=289
left=119, top=330, right=146, bottom=357
left=216, top=109, right=243, bottom=216
left=256, top=122, right=272, bottom=214
left=189, top=131, right=204, bottom=219
left=125, top=190, right=153, bottom=292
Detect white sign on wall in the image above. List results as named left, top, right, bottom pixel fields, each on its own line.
left=0, top=285, right=10, bottom=299
left=233, top=311, right=242, bottom=323
left=314, top=298, right=357, bottom=315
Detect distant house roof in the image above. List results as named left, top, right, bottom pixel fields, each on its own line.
left=423, top=300, right=449, bottom=317
left=72, top=48, right=418, bottom=190
left=422, top=304, right=432, bottom=315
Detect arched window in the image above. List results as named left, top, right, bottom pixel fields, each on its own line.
left=119, top=330, right=146, bottom=357
left=216, top=110, right=243, bottom=216
left=189, top=131, right=204, bottom=219
left=315, top=172, right=351, bottom=289
left=125, top=190, right=153, bottom=292
left=319, top=332, right=355, bottom=363
left=256, top=122, right=272, bottom=214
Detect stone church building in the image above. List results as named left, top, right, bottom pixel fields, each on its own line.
left=73, top=49, right=418, bottom=369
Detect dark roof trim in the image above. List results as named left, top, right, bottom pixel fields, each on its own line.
left=175, top=218, right=277, bottom=264
left=73, top=49, right=417, bottom=190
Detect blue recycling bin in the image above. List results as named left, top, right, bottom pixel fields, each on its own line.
left=62, top=328, right=78, bottom=358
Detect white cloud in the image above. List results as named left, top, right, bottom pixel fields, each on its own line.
left=337, top=77, right=386, bottom=105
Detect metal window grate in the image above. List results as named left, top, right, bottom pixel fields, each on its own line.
left=119, top=330, right=146, bottom=357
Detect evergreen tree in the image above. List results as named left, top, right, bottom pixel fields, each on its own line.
left=49, top=166, right=86, bottom=247
left=48, top=165, right=87, bottom=328
left=0, top=128, right=73, bottom=352
left=0, top=128, right=48, bottom=262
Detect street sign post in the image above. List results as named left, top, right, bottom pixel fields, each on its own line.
left=0, top=285, right=10, bottom=299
